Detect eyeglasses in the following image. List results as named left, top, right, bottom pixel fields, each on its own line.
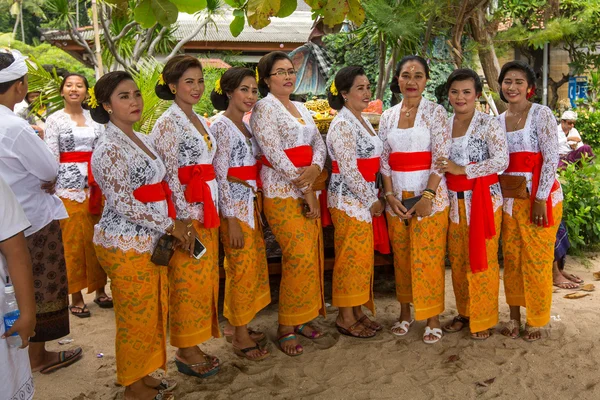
left=270, top=69, right=297, bottom=78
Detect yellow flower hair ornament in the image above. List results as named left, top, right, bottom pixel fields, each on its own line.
left=255, top=68, right=260, bottom=83
left=87, top=87, right=99, bottom=109
left=215, top=78, right=223, bottom=95
left=158, top=73, right=166, bottom=86
left=330, top=81, right=338, bottom=96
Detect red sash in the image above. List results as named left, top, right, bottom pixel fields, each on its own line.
left=505, top=152, right=560, bottom=227
left=446, top=172, right=499, bottom=273
left=178, top=164, right=219, bottom=228
left=331, top=157, right=390, bottom=254
left=133, top=181, right=177, bottom=219
left=227, top=164, right=262, bottom=189
left=389, top=151, right=432, bottom=172
left=59, top=151, right=102, bottom=215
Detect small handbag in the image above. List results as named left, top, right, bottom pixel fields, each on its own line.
left=498, top=174, right=529, bottom=199
left=401, top=195, right=422, bottom=213
left=150, top=234, right=176, bottom=266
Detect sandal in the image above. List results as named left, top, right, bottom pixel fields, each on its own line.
left=501, top=319, right=521, bottom=339
left=294, top=323, right=323, bottom=339
left=93, top=296, right=114, bottom=309
left=69, top=304, right=91, bottom=318
left=391, top=320, right=414, bottom=336
left=153, top=390, right=173, bottom=400
left=564, top=273, right=584, bottom=284
left=336, top=321, right=376, bottom=339
left=357, top=315, right=382, bottom=332
left=471, top=330, right=492, bottom=340
left=553, top=281, right=580, bottom=290
left=277, top=333, right=303, bottom=357
left=423, top=327, right=443, bottom=344
left=233, top=344, right=270, bottom=361
left=224, top=328, right=267, bottom=345
left=39, top=347, right=83, bottom=374
left=155, top=378, right=177, bottom=391
left=442, top=315, right=469, bottom=333
left=522, top=324, right=542, bottom=342
left=174, top=354, right=220, bottom=379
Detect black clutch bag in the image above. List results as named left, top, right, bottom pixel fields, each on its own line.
left=151, top=234, right=175, bottom=266
left=401, top=195, right=422, bottom=213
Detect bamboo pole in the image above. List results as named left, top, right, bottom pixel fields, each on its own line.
left=91, top=0, right=103, bottom=79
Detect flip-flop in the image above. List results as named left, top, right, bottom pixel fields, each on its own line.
left=501, top=319, right=521, bottom=339
left=336, top=321, right=376, bottom=339
left=423, top=327, right=443, bottom=344
left=442, top=315, right=470, bottom=333
left=564, top=273, right=584, bottom=284
left=39, top=347, right=83, bottom=374
left=471, top=330, right=492, bottom=340
left=277, top=333, right=303, bottom=357
left=233, top=344, right=270, bottom=361
left=357, top=315, right=382, bottom=332
left=553, top=281, right=581, bottom=290
left=391, top=319, right=414, bottom=336
left=522, top=325, right=542, bottom=342
left=224, top=328, right=267, bottom=345
left=294, top=323, right=323, bottom=339
left=69, top=304, right=91, bottom=318
left=93, top=296, right=114, bottom=309
left=174, top=355, right=219, bottom=379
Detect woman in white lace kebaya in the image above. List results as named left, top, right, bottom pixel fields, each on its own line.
left=250, top=51, right=327, bottom=356
left=210, top=67, right=270, bottom=361
left=326, top=66, right=385, bottom=339
left=436, top=69, right=509, bottom=340
left=150, top=55, right=221, bottom=378
left=45, top=73, right=111, bottom=318
left=90, top=71, right=190, bottom=400
left=496, top=61, right=563, bottom=342
left=379, top=56, right=450, bottom=344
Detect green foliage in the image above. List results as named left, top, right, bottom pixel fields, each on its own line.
left=573, top=109, right=600, bottom=151
left=193, top=66, right=225, bottom=117
left=25, top=55, right=64, bottom=116
left=559, top=157, right=600, bottom=252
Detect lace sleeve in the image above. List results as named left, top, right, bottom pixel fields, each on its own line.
left=430, top=105, right=450, bottom=177
left=43, top=114, right=61, bottom=164
left=150, top=117, right=190, bottom=220
left=330, top=120, right=378, bottom=207
left=466, top=117, right=509, bottom=178
left=379, top=111, right=392, bottom=177
left=535, top=106, right=560, bottom=200
left=250, top=102, right=300, bottom=181
left=92, top=142, right=173, bottom=232
left=211, top=121, right=235, bottom=219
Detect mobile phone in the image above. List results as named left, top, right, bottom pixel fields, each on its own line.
left=193, top=237, right=206, bottom=259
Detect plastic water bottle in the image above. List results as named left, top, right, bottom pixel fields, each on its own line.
left=3, top=285, right=22, bottom=348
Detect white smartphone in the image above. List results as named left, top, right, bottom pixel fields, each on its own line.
left=193, top=237, right=207, bottom=260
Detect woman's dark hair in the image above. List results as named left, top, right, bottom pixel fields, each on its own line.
left=390, top=55, right=430, bottom=94
left=497, top=60, right=536, bottom=103
left=0, top=53, right=25, bottom=94
left=89, top=71, right=135, bottom=124
left=210, top=67, right=255, bottom=111
left=327, top=66, right=367, bottom=110
left=445, top=68, right=483, bottom=95
left=256, top=51, right=292, bottom=97
left=60, top=73, right=90, bottom=109
left=155, top=55, right=203, bottom=101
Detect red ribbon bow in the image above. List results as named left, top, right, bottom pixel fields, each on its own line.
left=178, top=163, right=219, bottom=229
left=59, top=151, right=102, bottom=215
left=133, top=181, right=177, bottom=219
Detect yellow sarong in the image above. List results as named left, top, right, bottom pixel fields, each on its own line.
left=168, top=220, right=221, bottom=348
left=94, top=246, right=168, bottom=387
left=448, top=200, right=501, bottom=333
left=60, top=196, right=106, bottom=294
left=330, top=208, right=375, bottom=314
left=263, top=196, right=325, bottom=326
left=502, top=199, right=563, bottom=327
left=220, top=216, right=271, bottom=326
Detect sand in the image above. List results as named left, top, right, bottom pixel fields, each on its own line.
left=34, top=254, right=600, bottom=400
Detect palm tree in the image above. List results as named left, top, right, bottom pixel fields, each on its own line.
left=0, top=0, right=45, bottom=43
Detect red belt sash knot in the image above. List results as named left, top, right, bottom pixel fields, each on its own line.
left=389, top=151, right=432, bottom=172
left=133, top=181, right=177, bottom=219
left=331, top=157, right=390, bottom=254
left=59, top=151, right=102, bottom=215
left=178, top=163, right=219, bottom=228
left=446, top=171, right=499, bottom=273
left=504, top=152, right=560, bottom=227
left=227, top=163, right=262, bottom=189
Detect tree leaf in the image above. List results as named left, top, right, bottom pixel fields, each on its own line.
left=230, top=15, right=245, bottom=37
left=150, top=0, right=179, bottom=27
left=276, top=0, right=297, bottom=18
left=346, top=0, right=365, bottom=26
left=171, top=0, right=207, bottom=14
left=564, top=292, right=589, bottom=299
left=233, top=9, right=245, bottom=17
left=134, top=0, right=157, bottom=28
left=224, top=0, right=244, bottom=7
left=322, top=0, right=349, bottom=28
left=247, top=0, right=281, bottom=29
left=304, top=0, right=327, bottom=9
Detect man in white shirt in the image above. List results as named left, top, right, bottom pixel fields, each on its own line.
left=557, top=110, right=595, bottom=169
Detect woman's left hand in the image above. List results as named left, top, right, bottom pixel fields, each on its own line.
left=435, top=157, right=465, bottom=175
left=408, top=197, right=432, bottom=218
left=532, top=200, right=548, bottom=226
left=293, top=165, right=320, bottom=189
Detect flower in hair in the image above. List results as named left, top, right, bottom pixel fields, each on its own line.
left=255, top=68, right=260, bottom=83
left=87, top=87, right=99, bottom=109
left=330, top=81, right=338, bottom=96
left=158, top=73, right=165, bottom=86
left=215, top=78, right=223, bottom=95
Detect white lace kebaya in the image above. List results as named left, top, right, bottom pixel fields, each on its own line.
left=212, top=115, right=260, bottom=229
left=447, top=110, right=509, bottom=225
left=379, top=98, right=450, bottom=219
left=92, top=122, right=172, bottom=254
left=250, top=93, right=326, bottom=199
left=327, top=106, right=382, bottom=223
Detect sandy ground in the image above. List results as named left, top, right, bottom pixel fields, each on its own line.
left=33, top=254, right=600, bottom=400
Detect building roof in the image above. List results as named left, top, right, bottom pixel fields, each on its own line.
left=199, top=58, right=232, bottom=69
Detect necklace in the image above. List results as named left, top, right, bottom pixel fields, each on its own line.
left=402, top=106, right=415, bottom=117
left=508, top=103, right=531, bottom=131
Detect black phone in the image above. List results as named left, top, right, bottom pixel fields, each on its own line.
left=193, top=237, right=207, bottom=259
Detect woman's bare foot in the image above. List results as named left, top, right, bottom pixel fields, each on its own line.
left=553, top=263, right=580, bottom=289
left=560, top=270, right=583, bottom=284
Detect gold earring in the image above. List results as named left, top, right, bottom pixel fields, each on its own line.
left=107, top=109, right=113, bottom=114
left=171, top=88, right=177, bottom=94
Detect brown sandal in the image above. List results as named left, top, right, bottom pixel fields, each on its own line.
left=442, top=315, right=469, bottom=333
left=357, top=315, right=382, bottom=331
left=336, top=321, right=376, bottom=339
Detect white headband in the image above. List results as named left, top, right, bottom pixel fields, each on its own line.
left=0, top=50, right=28, bottom=84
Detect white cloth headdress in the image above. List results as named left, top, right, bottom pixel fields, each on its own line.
left=0, top=50, right=28, bottom=83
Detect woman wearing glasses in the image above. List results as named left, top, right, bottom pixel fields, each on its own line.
left=250, top=51, right=327, bottom=357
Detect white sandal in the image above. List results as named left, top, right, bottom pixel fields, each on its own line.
left=391, top=319, right=414, bottom=336
left=423, top=326, right=443, bottom=344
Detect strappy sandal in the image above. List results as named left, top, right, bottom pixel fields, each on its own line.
left=442, top=315, right=469, bottom=333
left=501, top=319, right=521, bottom=339
left=233, top=344, right=270, bottom=361
left=423, top=327, right=443, bottom=344
left=154, top=378, right=177, bottom=391
left=277, top=333, right=303, bottom=357
left=174, top=354, right=219, bottom=379
left=391, top=319, right=414, bottom=336
left=336, top=320, right=376, bottom=339
left=522, top=324, right=542, bottom=342
left=471, top=330, right=492, bottom=340
left=294, top=323, right=323, bottom=339
left=39, top=347, right=83, bottom=374
left=357, top=315, right=382, bottom=332
left=69, top=304, right=91, bottom=318
left=224, top=328, right=267, bottom=345
left=153, top=390, right=173, bottom=400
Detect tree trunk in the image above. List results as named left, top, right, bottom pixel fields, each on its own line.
left=20, top=1, right=25, bottom=42
left=12, top=10, right=19, bottom=39
left=375, top=35, right=387, bottom=100
left=548, top=74, right=569, bottom=110
left=470, top=7, right=506, bottom=114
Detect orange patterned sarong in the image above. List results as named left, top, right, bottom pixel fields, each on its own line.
left=330, top=208, right=375, bottom=314
left=168, top=220, right=220, bottom=347
left=60, top=195, right=106, bottom=294
left=263, top=196, right=325, bottom=326
left=502, top=199, right=563, bottom=327
left=94, top=246, right=168, bottom=386
left=448, top=200, right=501, bottom=333
left=387, top=192, right=448, bottom=321
left=220, top=216, right=271, bottom=326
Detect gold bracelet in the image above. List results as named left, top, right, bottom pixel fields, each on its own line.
left=384, top=191, right=395, bottom=198
left=422, top=191, right=435, bottom=200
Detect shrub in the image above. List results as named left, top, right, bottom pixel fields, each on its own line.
left=574, top=109, right=600, bottom=151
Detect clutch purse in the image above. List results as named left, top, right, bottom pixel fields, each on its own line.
left=401, top=195, right=422, bottom=213
left=499, top=174, right=529, bottom=199
left=151, top=234, right=175, bottom=266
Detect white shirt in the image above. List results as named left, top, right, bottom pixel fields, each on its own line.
left=0, top=175, right=35, bottom=400
left=557, top=125, right=583, bottom=155
left=0, top=105, right=68, bottom=236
